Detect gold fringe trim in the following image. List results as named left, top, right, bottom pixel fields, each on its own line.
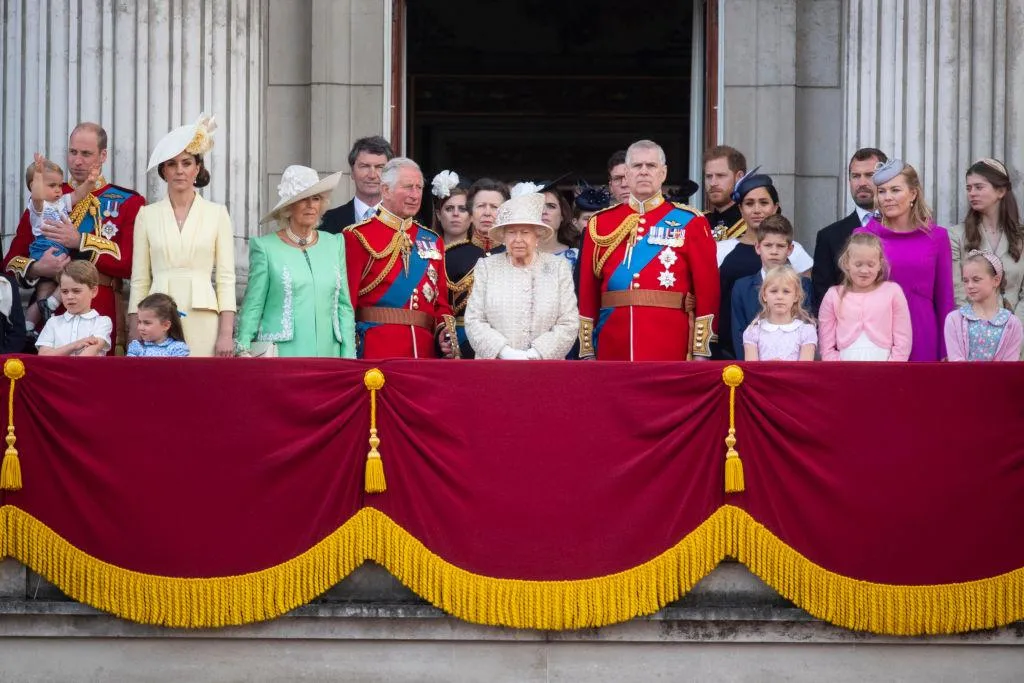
left=721, top=505, right=1024, bottom=635
left=2, top=503, right=1023, bottom=634
left=0, top=505, right=365, bottom=629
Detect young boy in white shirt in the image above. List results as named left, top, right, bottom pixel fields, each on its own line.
left=35, top=261, right=112, bottom=356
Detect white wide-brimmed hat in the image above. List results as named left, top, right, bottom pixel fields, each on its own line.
left=261, top=165, right=343, bottom=223
left=147, top=113, right=217, bottom=171
left=490, top=192, right=553, bottom=243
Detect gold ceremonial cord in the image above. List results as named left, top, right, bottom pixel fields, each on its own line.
left=353, top=230, right=412, bottom=297
left=589, top=214, right=639, bottom=277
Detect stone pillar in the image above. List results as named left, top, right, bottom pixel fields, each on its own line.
left=843, top=0, right=1024, bottom=227
left=720, top=0, right=798, bottom=236
left=309, top=0, right=387, bottom=205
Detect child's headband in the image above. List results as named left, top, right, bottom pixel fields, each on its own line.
left=965, top=249, right=1003, bottom=279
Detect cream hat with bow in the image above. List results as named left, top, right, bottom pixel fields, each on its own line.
left=147, top=113, right=217, bottom=171
left=489, top=192, right=553, bottom=243
left=261, top=165, right=343, bottom=224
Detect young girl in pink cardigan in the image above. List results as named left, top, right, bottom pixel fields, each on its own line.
left=818, top=232, right=913, bottom=361
left=944, top=250, right=1023, bottom=361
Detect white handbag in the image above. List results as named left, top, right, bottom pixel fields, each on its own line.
left=248, top=341, right=279, bottom=358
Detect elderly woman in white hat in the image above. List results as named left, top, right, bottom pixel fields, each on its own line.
left=464, top=193, right=578, bottom=359
left=234, top=165, right=355, bottom=358
left=129, top=113, right=237, bottom=356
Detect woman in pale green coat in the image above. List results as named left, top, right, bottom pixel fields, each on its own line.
left=235, top=165, right=356, bottom=358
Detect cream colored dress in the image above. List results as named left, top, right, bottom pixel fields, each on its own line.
left=129, top=195, right=237, bottom=356
left=465, top=251, right=579, bottom=359
left=948, top=222, right=1024, bottom=359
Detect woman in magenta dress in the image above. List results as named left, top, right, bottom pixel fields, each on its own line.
left=855, top=160, right=955, bottom=360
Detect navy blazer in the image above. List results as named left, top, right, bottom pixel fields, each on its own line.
left=320, top=198, right=357, bottom=235
left=731, top=270, right=814, bottom=360
left=811, top=211, right=861, bottom=315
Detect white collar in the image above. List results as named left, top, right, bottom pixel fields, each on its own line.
left=62, top=309, right=99, bottom=321
left=353, top=196, right=379, bottom=220
left=855, top=206, right=874, bottom=225
left=758, top=318, right=802, bottom=332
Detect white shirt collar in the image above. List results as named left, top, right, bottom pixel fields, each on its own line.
left=855, top=206, right=874, bottom=225
left=353, top=196, right=379, bottom=221
left=62, top=309, right=99, bottom=322
left=759, top=319, right=803, bottom=332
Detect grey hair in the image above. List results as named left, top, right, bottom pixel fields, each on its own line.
left=381, top=157, right=422, bottom=190
left=273, top=191, right=334, bottom=231
left=625, top=140, right=667, bottom=166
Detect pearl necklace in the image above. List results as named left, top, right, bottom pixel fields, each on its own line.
left=286, top=227, right=316, bottom=248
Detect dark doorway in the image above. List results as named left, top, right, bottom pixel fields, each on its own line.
left=405, top=1, right=697, bottom=188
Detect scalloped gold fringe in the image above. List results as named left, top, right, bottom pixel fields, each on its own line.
left=1, top=504, right=1022, bottom=634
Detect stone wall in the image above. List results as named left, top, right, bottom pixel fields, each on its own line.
left=1, top=559, right=1022, bottom=682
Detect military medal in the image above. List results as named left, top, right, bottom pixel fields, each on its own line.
left=657, top=270, right=677, bottom=289
left=422, top=281, right=436, bottom=303
left=427, top=263, right=438, bottom=285
left=658, top=248, right=678, bottom=268
left=100, top=221, right=119, bottom=239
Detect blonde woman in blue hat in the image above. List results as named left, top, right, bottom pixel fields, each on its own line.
left=129, top=114, right=236, bottom=356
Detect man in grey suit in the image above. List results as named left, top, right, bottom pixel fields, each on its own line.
left=320, top=136, right=394, bottom=234
left=811, top=147, right=887, bottom=314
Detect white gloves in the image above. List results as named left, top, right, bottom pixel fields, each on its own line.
left=498, top=346, right=540, bottom=360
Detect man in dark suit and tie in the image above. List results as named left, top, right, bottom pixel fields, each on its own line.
left=320, top=136, right=394, bottom=234
left=811, top=147, right=887, bottom=314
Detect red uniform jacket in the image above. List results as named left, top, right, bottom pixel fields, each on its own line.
left=577, top=194, right=719, bottom=361
left=344, top=208, right=455, bottom=359
left=3, top=181, right=144, bottom=354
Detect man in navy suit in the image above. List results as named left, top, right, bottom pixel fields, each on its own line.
left=811, top=147, right=887, bottom=314
left=731, top=215, right=813, bottom=359
left=320, top=136, right=394, bottom=234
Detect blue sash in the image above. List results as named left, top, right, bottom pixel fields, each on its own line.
left=594, top=207, right=696, bottom=354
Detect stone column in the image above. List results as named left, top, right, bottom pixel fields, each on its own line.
left=309, top=0, right=387, bottom=205
left=843, top=0, right=1024, bottom=227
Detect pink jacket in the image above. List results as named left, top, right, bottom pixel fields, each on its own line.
left=817, top=282, right=913, bottom=361
left=944, top=306, right=1024, bottom=361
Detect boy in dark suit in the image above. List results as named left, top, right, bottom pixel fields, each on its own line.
left=731, top=215, right=813, bottom=359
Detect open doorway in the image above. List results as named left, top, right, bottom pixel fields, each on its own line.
left=400, top=0, right=701, bottom=189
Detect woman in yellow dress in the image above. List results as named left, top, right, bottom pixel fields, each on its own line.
left=129, top=114, right=237, bottom=357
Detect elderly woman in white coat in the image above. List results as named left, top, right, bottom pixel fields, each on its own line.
left=465, top=193, right=578, bottom=359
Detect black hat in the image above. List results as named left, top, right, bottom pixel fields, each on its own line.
left=574, top=185, right=612, bottom=212
left=666, top=179, right=700, bottom=204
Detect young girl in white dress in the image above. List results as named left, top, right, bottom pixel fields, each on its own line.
left=742, top=265, right=817, bottom=361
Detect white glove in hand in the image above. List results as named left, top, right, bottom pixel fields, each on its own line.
left=498, top=346, right=529, bottom=360
left=525, top=348, right=541, bottom=360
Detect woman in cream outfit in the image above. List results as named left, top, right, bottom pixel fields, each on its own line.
left=129, top=114, right=236, bottom=356
left=465, top=192, right=578, bottom=359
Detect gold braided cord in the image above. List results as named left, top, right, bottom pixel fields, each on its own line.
left=590, top=214, right=639, bottom=277
left=68, top=194, right=101, bottom=230
left=352, top=230, right=412, bottom=297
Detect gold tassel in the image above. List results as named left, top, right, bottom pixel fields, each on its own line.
left=1, top=359, right=26, bottom=491
left=722, top=364, right=745, bottom=493
left=363, top=368, right=387, bottom=493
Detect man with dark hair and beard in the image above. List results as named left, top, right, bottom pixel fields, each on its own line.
left=811, top=147, right=888, bottom=314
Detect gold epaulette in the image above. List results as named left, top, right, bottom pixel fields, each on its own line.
left=342, top=217, right=372, bottom=232
left=672, top=202, right=702, bottom=215
left=80, top=234, right=121, bottom=260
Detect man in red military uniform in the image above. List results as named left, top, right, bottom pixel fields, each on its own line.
left=578, top=139, right=720, bottom=360
left=3, top=122, right=144, bottom=354
left=344, top=157, right=457, bottom=359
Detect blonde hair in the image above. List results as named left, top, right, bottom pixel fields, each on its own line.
left=60, top=260, right=100, bottom=288
left=837, top=232, right=890, bottom=303
left=755, top=265, right=813, bottom=324
left=879, top=163, right=933, bottom=229
left=25, top=159, right=64, bottom=190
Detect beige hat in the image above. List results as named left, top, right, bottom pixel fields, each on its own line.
left=490, top=192, right=553, bottom=243
left=261, top=165, right=343, bottom=223
left=147, top=113, right=217, bottom=171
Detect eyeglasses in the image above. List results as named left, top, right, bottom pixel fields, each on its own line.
left=609, top=174, right=627, bottom=185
